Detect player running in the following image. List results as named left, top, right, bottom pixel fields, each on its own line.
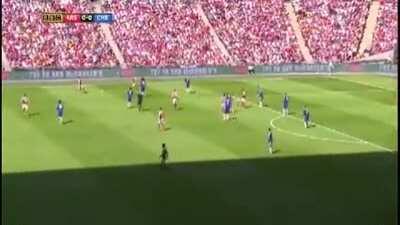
left=171, top=89, right=179, bottom=110
left=77, top=77, right=87, bottom=93
left=160, top=143, right=169, bottom=169
left=137, top=91, right=144, bottom=111
left=240, top=89, right=247, bottom=107
left=140, top=77, right=146, bottom=96
left=303, top=106, right=311, bottom=128
left=56, top=100, right=64, bottom=124
left=184, top=78, right=191, bottom=93
left=257, top=85, right=264, bottom=108
left=223, top=94, right=232, bottom=121
left=282, top=93, right=289, bottom=116
left=221, top=93, right=226, bottom=119
left=127, top=87, right=134, bottom=108
left=329, top=61, right=334, bottom=75
left=266, top=128, right=273, bottom=154
left=157, top=107, right=166, bottom=131
left=77, top=77, right=82, bottom=91
left=20, top=93, right=30, bottom=115
left=131, top=77, right=138, bottom=90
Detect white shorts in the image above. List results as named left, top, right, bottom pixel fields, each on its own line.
left=241, top=98, right=246, bottom=103
left=21, top=104, right=29, bottom=111
left=172, top=98, right=177, bottom=105
left=158, top=118, right=165, bottom=124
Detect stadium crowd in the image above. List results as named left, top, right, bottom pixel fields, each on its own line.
left=103, top=0, right=225, bottom=67
left=201, top=0, right=303, bottom=65
left=2, top=0, right=398, bottom=69
left=292, top=0, right=370, bottom=63
left=371, top=0, right=398, bottom=55
left=2, top=0, right=117, bottom=69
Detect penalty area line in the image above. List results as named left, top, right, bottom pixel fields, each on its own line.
left=266, top=108, right=394, bottom=152
left=329, top=76, right=395, bottom=92
left=270, top=116, right=363, bottom=144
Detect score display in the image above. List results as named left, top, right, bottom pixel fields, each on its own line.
left=42, top=13, right=113, bottom=23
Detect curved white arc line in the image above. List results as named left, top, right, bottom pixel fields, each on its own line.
left=270, top=116, right=365, bottom=144
left=265, top=108, right=394, bottom=152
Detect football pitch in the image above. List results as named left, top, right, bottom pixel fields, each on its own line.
left=2, top=74, right=398, bottom=225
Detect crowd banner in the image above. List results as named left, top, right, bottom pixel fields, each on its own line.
left=8, top=68, right=120, bottom=80
left=256, top=64, right=331, bottom=73
left=135, top=66, right=247, bottom=77
left=4, top=62, right=397, bottom=80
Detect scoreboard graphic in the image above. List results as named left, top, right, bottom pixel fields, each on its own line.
left=42, top=13, right=113, bottom=23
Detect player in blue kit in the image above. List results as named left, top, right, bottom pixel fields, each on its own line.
left=229, top=94, right=235, bottom=114
left=266, top=128, right=273, bottom=154
left=223, top=94, right=232, bottom=121
left=127, top=87, right=134, bottom=108
left=303, top=106, right=310, bottom=128
left=282, top=92, right=289, bottom=116
left=184, top=78, right=191, bottom=93
left=56, top=100, right=64, bottom=124
left=140, top=77, right=146, bottom=96
left=257, top=84, right=264, bottom=108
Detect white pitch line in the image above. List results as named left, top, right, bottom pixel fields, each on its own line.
left=270, top=116, right=363, bottom=144
left=330, top=76, right=396, bottom=92
left=265, top=107, right=394, bottom=152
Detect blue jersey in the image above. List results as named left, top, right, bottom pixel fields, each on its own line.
left=267, top=132, right=273, bottom=143
left=283, top=95, right=289, bottom=108
left=127, top=90, right=134, bottom=102
left=56, top=103, right=64, bottom=117
left=224, top=98, right=231, bottom=113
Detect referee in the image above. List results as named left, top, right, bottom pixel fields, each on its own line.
left=160, top=143, right=169, bottom=169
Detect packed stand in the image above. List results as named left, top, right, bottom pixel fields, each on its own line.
left=370, top=0, right=398, bottom=55
left=201, top=0, right=303, bottom=65
left=2, top=0, right=117, bottom=69
left=292, top=0, right=370, bottom=63
left=103, top=0, right=225, bottom=67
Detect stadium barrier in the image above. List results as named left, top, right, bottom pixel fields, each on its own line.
left=255, top=62, right=397, bottom=75
left=8, top=68, right=120, bottom=80
left=3, top=62, right=397, bottom=81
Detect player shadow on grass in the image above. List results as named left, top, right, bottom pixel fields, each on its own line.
left=271, top=149, right=280, bottom=154
left=3, top=152, right=395, bottom=225
left=63, top=120, right=74, bottom=125
left=28, top=112, right=40, bottom=117
left=244, top=105, right=252, bottom=109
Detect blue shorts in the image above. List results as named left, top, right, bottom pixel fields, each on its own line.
left=224, top=107, right=230, bottom=114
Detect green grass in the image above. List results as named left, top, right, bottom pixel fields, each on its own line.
left=2, top=75, right=397, bottom=225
